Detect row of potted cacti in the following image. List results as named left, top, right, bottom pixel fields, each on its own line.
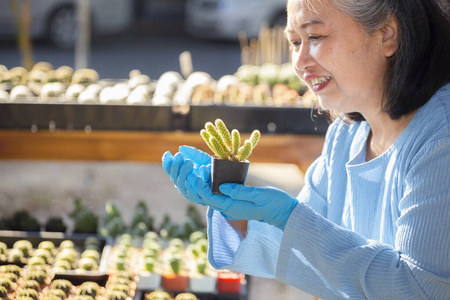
left=0, top=62, right=309, bottom=107
left=107, top=232, right=245, bottom=295
left=0, top=237, right=103, bottom=273
left=0, top=263, right=138, bottom=300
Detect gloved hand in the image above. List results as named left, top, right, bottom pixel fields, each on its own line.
left=186, top=173, right=298, bottom=230
left=162, top=146, right=212, bottom=205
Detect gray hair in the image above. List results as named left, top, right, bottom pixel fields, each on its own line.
left=333, top=0, right=394, bottom=33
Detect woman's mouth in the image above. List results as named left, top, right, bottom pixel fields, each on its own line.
left=311, top=76, right=332, bottom=92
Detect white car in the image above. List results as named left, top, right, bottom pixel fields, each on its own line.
left=185, top=0, right=287, bottom=40
left=0, top=0, right=133, bottom=48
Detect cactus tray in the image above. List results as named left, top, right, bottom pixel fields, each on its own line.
left=0, top=102, right=173, bottom=131
left=0, top=230, right=112, bottom=285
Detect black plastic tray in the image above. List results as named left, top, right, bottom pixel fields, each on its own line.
left=0, top=103, right=173, bottom=131
left=0, top=230, right=112, bottom=285
left=188, top=105, right=329, bottom=135
left=0, top=103, right=329, bottom=135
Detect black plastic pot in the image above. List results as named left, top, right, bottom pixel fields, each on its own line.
left=212, top=158, right=250, bottom=195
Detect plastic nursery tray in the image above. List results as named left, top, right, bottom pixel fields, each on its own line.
left=134, top=286, right=248, bottom=300
left=188, top=105, right=329, bottom=135
left=0, top=102, right=173, bottom=131
left=0, top=230, right=112, bottom=285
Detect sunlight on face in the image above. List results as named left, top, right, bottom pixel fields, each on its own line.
left=285, top=0, right=390, bottom=115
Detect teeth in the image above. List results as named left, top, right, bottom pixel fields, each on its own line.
left=311, top=76, right=331, bottom=86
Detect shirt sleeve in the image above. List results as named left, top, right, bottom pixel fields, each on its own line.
left=297, top=155, right=328, bottom=217
left=298, top=118, right=343, bottom=217
left=276, top=137, right=450, bottom=300
left=207, top=207, right=283, bottom=278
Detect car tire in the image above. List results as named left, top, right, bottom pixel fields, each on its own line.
left=47, top=5, right=77, bottom=49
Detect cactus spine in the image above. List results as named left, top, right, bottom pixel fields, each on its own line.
left=215, top=119, right=232, bottom=149
left=200, top=119, right=260, bottom=162
left=209, top=136, right=229, bottom=160
left=237, top=140, right=253, bottom=161
left=205, top=122, right=224, bottom=149
left=200, top=129, right=213, bottom=153
left=249, top=129, right=261, bottom=148
left=231, top=129, right=241, bottom=155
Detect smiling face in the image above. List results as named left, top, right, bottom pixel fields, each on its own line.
left=286, top=0, right=392, bottom=115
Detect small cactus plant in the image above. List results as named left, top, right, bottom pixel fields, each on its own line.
left=49, top=279, right=73, bottom=295
left=169, top=254, right=182, bottom=275
left=175, top=293, right=199, bottom=300
left=144, top=256, right=155, bottom=272
left=196, top=257, right=207, bottom=275
left=201, top=119, right=260, bottom=162
left=147, top=289, right=171, bottom=300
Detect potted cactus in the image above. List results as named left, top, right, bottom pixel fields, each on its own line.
left=175, top=293, right=199, bottom=300
left=186, top=237, right=216, bottom=293
left=188, top=255, right=217, bottom=293
left=200, top=119, right=260, bottom=194
left=146, top=289, right=171, bottom=300
left=162, top=248, right=188, bottom=292
left=137, top=239, right=163, bottom=291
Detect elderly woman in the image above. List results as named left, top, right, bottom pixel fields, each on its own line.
left=163, top=0, right=450, bottom=299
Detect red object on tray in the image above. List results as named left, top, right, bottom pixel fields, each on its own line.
left=162, top=273, right=188, bottom=291
left=217, top=271, right=244, bottom=294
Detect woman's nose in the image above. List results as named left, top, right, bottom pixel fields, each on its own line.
left=293, top=43, right=313, bottom=73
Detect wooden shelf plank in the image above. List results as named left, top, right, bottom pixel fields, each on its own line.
left=0, top=130, right=325, bottom=174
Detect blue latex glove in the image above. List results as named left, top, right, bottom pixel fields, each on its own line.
left=186, top=173, right=298, bottom=230
left=162, top=146, right=211, bottom=204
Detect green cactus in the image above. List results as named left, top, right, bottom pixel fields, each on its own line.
left=147, top=290, right=171, bottom=300
left=200, top=119, right=260, bottom=162
left=169, top=254, right=182, bottom=274
left=49, top=279, right=73, bottom=295
left=13, top=240, right=32, bottom=257
left=21, top=280, right=40, bottom=292
left=47, top=289, right=66, bottom=299
left=144, top=256, right=155, bottom=272
left=200, top=129, right=213, bottom=151
left=196, top=257, right=207, bottom=274
left=175, top=293, right=199, bottom=300
left=79, top=281, right=99, bottom=297
left=209, top=136, right=229, bottom=160
left=16, top=288, right=39, bottom=299
left=105, top=290, right=128, bottom=300
left=205, top=122, right=223, bottom=147
left=231, top=129, right=241, bottom=155
left=237, top=140, right=253, bottom=161
left=215, top=119, right=232, bottom=149
left=249, top=129, right=261, bottom=148
left=0, top=242, right=6, bottom=255
left=0, top=286, right=6, bottom=299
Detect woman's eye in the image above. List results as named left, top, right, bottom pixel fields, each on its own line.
left=308, top=35, right=321, bottom=42
left=289, top=41, right=300, bottom=52
left=290, top=41, right=301, bottom=48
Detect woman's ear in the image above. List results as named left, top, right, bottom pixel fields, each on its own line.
left=381, top=16, right=399, bottom=57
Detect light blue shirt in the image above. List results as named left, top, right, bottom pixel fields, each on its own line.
left=207, top=84, right=450, bottom=299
